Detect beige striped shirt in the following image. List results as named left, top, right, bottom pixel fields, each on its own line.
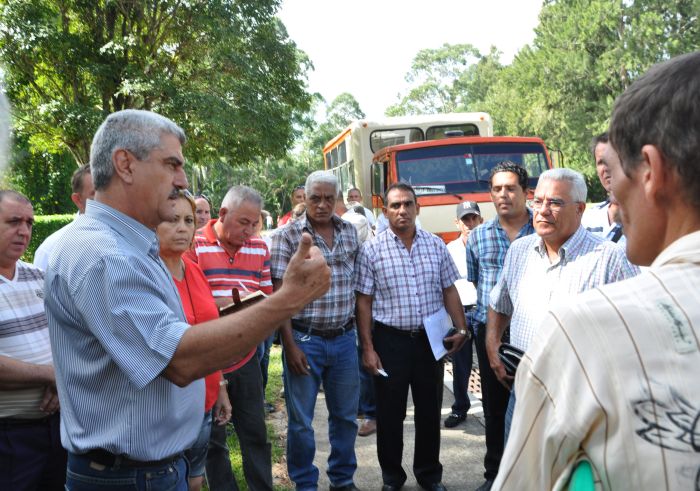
left=494, top=231, right=700, bottom=490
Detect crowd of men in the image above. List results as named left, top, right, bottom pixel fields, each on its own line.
left=0, top=52, right=698, bottom=491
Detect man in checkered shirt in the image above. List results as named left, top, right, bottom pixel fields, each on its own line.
left=270, top=171, right=361, bottom=491
left=486, top=168, right=639, bottom=442
left=355, top=182, right=469, bottom=491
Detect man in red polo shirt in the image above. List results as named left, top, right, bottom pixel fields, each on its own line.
left=187, top=185, right=273, bottom=491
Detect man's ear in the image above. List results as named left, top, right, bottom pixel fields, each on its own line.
left=575, top=201, right=586, bottom=216
left=112, top=149, right=135, bottom=184
left=641, top=144, right=674, bottom=206
left=415, top=202, right=420, bottom=216
left=70, top=192, right=82, bottom=210
left=218, top=207, right=227, bottom=221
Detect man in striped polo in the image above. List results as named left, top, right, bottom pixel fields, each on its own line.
left=187, top=184, right=273, bottom=491
left=486, top=168, right=639, bottom=440
left=0, top=190, right=65, bottom=490
left=494, top=51, right=700, bottom=491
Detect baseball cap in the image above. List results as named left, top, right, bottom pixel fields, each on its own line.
left=456, top=201, right=481, bottom=219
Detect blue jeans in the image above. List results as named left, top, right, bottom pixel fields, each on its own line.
left=504, top=389, right=516, bottom=444
left=358, top=342, right=376, bottom=420
left=184, top=410, right=212, bottom=478
left=451, top=311, right=475, bottom=415
left=283, top=328, right=360, bottom=490
left=65, top=452, right=188, bottom=490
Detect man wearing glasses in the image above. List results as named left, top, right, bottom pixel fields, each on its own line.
left=485, top=168, right=639, bottom=440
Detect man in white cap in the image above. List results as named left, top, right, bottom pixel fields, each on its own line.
left=444, top=201, right=483, bottom=428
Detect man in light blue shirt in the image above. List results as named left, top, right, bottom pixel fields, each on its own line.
left=485, top=168, right=639, bottom=442
left=45, top=109, right=332, bottom=490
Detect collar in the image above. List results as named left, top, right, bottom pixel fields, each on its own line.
left=494, top=207, right=534, bottom=231
left=86, top=200, right=159, bottom=257
left=534, top=225, right=588, bottom=262
left=201, top=218, right=219, bottom=245
left=652, top=230, right=700, bottom=267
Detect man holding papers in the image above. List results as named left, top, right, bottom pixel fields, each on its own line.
left=355, top=182, right=469, bottom=491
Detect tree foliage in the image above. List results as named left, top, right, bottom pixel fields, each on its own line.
left=0, top=0, right=313, bottom=167
left=386, top=44, right=503, bottom=116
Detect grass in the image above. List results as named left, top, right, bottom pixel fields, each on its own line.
left=220, top=345, right=291, bottom=491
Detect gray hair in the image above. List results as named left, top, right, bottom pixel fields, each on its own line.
left=89, top=109, right=186, bottom=190
left=610, top=52, right=700, bottom=208
left=220, top=185, right=263, bottom=211
left=537, top=168, right=587, bottom=203
left=305, top=171, right=338, bottom=196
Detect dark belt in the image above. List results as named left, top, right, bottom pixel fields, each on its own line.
left=374, top=320, right=426, bottom=338
left=464, top=304, right=476, bottom=313
left=0, top=415, right=53, bottom=428
left=291, top=318, right=354, bottom=339
left=80, top=449, right=183, bottom=468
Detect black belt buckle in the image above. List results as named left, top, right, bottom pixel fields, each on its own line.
left=83, top=449, right=181, bottom=469
left=408, top=329, right=422, bottom=338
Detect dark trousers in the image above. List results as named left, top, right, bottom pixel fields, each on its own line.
left=0, top=412, right=66, bottom=491
left=373, top=324, right=444, bottom=487
left=474, top=322, right=510, bottom=481
left=205, top=355, right=273, bottom=491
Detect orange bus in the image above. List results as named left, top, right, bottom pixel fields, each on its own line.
left=369, top=136, right=554, bottom=242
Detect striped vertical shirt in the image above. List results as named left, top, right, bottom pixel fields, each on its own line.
left=489, top=225, right=639, bottom=351
left=270, top=213, right=359, bottom=330
left=494, top=231, right=700, bottom=491
left=187, top=219, right=272, bottom=372
left=354, top=228, right=459, bottom=329
left=0, top=261, right=53, bottom=418
left=45, top=200, right=203, bottom=461
left=466, top=210, right=535, bottom=325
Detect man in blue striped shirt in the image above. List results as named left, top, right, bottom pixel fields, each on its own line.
left=466, top=161, right=535, bottom=491
left=45, top=109, right=331, bottom=490
left=486, top=168, right=639, bottom=442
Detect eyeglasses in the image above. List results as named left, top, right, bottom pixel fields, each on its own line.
left=531, top=197, right=577, bottom=212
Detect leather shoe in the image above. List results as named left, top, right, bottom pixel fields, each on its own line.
left=475, top=480, right=494, bottom=491
left=444, top=412, right=466, bottom=428
left=330, top=485, right=361, bottom=491
left=381, top=485, right=402, bottom=491
left=421, top=483, right=447, bottom=491
left=358, top=418, right=377, bottom=436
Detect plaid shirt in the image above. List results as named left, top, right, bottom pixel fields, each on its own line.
left=467, top=210, right=535, bottom=325
left=354, top=228, right=459, bottom=330
left=270, top=213, right=359, bottom=330
left=490, top=225, right=640, bottom=351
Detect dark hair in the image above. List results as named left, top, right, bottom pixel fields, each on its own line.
left=589, top=132, right=609, bottom=160
left=610, top=52, right=700, bottom=207
left=71, top=164, right=91, bottom=194
left=489, top=161, right=529, bottom=192
left=384, top=182, right=417, bottom=204
left=0, top=189, right=31, bottom=207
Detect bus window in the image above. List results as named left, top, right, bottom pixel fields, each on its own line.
left=426, top=124, right=479, bottom=139
left=396, top=142, right=548, bottom=195
left=324, top=152, right=331, bottom=168
left=331, top=147, right=338, bottom=167
left=370, top=128, right=423, bottom=153
left=338, top=140, right=347, bottom=164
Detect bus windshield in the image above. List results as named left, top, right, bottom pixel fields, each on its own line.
left=396, top=142, right=548, bottom=196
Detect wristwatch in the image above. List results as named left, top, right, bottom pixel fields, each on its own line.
left=457, top=329, right=468, bottom=336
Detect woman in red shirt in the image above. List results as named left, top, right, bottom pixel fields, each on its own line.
left=157, top=190, right=232, bottom=491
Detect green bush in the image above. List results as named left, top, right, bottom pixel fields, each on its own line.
left=23, top=214, right=75, bottom=263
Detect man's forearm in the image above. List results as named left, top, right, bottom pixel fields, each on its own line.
left=486, top=307, right=509, bottom=356
left=443, top=285, right=468, bottom=332
left=0, top=356, right=54, bottom=390
left=355, top=293, right=374, bottom=353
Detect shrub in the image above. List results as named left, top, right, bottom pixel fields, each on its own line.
left=23, top=214, right=74, bottom=263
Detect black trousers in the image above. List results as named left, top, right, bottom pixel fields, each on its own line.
left=373, top=324, right=444, bottom=487
left=474, top=321, right=511, bottom=481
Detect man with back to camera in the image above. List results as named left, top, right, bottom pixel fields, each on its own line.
left=355, top=182, right=469, bottom=491
left=44, top=109, right=331, bottom=490
left=493, top=50, right=700, bottom=491
left=444, top=201, right=483, bottom=429
left=486, top=168, right=639, bottom=441
left=33, top=164, right=95, bottom=271
left=271, top=170, right=361, bottom=491
left=187, top=185, right=273, bottom=491
left=0, top=190, right=66, bottom=491
left=465, top=161, right=535, bottom=491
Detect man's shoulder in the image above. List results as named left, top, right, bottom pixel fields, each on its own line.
left=16, top=260, right=44, bottom=282
left=509, top=233, right=539, bottom=253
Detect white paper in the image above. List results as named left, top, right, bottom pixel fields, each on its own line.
left=423, top=306, right=453, bottom=360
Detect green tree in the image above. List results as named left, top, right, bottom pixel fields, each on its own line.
left=0, top=0, right=313, bottom=167
left=483, top=0, right=699, bottom=198
left=386, top=44, right=503, bottom=116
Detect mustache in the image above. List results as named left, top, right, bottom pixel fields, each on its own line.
left=168, top=189, right=180, bottom=200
